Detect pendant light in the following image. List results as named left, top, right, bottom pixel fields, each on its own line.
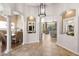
left=38, top=3, right=46, bottom=17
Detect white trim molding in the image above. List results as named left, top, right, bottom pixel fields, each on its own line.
left=56, top=43, right=79, bottom=55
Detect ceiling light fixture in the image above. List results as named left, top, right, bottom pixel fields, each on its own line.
left=38, top=3, right=46, bottom=17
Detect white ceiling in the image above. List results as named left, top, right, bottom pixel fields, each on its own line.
left=25, top=3, right=59, bottom=7
left=25, top=3, right=40, bottom=7
left=0, top=3, right=60, bottom=8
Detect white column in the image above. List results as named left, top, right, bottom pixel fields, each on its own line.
left=4, top=16, right=11, bottom=54
left=39, top=17, right=42, bottom=42
left=21, top=15, right=26, bottom=45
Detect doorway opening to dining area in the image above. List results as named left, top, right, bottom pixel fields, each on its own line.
left=10, top=15, right=23, bottom=50
left=0, top=16, right=7, bottom=53
left=0, top=15, right=23, bottom=55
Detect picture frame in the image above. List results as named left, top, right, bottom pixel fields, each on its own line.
left=62, top=17, right=74, bottom=36
left=27, top=16, right=36, bottom=33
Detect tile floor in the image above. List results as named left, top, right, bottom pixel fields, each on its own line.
left=9, top=34, right=77, bottom=56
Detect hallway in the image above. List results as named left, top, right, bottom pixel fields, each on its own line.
left=10, top=34, right=77, bottom=56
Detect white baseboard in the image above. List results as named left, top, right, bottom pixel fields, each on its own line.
left=22, top=42, right=25, bottom=45
left=22, top=40, right=39, bottom=44
left=56, top=43, right=79, bottom=55
left=4, top=49, right=11, bottom=54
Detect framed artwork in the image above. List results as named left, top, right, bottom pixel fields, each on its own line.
left=63, top=17, right=74, bottom=36
left=62, top=9, right=76, bottom=36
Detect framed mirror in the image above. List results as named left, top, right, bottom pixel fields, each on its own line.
left=27, top=16, right=36, bottom=33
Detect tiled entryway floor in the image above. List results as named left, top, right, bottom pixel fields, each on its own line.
left=9, top=34, right=77, bottom=56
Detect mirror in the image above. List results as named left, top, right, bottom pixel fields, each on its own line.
left=27, top=16, right=36, bottom=33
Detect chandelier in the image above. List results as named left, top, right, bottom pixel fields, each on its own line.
left=38, top=3, right=46, bottom=17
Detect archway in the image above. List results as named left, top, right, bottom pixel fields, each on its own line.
left=0, top=11, right=24, bottom=55
left=10, top=15, right=23, bottom=49
left=0, top=15, right=9, bottom=54
left=40, top=16, right=57, bottom=43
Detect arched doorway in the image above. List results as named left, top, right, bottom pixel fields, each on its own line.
left=41, top=16, right=57, bottom=42
left=0, top=12, right=24, bottom=55
left=0, top=16, right=7, bottom=54
left=10, top=15, right=23, bottom=49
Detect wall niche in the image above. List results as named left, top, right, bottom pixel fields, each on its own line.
left=62, top=9, right=76, bottom=36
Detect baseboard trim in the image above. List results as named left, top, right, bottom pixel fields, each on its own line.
left=56, top=43, right=79, bottom=55
left=23, top=41, right=39, bottom=44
